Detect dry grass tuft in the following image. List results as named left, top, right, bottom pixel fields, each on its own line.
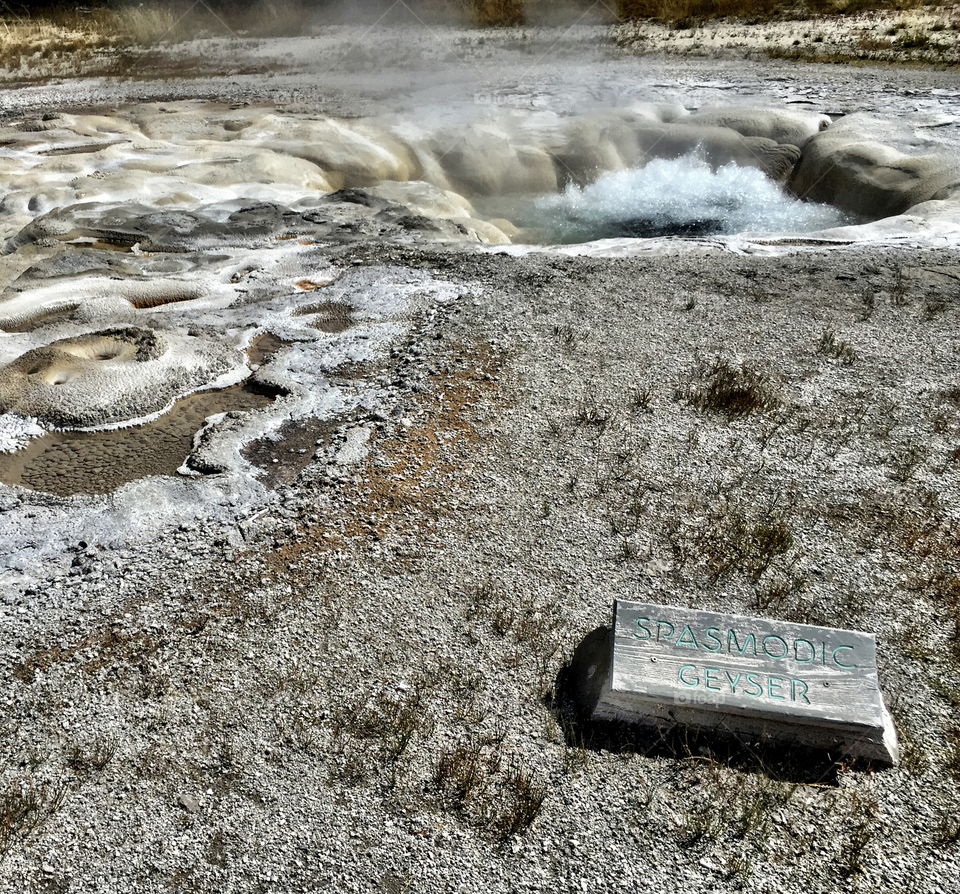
left=616, top=0, right=781, bottom=22
left=616, top=1, right=943, bottom=24
left=677, top=355, right=780, bottom=418
left=472, top=0, right=527, bottom=26
left=108, top=6, right=184, bottom=45
left=0, top=778, right=67, bottom=859
left=0, top=1, right=312, bottom=66
left=698, top=509, right=795, bottom=580
left=817, top=328, right=858, bottom=366
left=432, top=738, right=546, bottom=838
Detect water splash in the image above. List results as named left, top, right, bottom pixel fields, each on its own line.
left=528, top=154, right=853, bottom=243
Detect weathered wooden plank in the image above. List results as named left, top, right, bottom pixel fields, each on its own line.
left=588, top=600, right=898, bottom=764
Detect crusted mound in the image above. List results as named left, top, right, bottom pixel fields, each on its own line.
left=791, top=115, right=960, bottom=219
left=0, top=327, right=239, bottom=428
left=2, top=101, right=959, bottom=252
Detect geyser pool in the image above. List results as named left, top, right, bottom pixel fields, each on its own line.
left=0, top=99, right=956, bottom=501
left=493, top=155, right=855, bottom=244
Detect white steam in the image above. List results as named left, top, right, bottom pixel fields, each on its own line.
left=530, top=154, right=853, bottom=243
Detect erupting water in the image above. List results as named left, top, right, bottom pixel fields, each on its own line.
left=524, top=155, right=854, bottom=244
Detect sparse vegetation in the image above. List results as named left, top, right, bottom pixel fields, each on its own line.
left=697, top=508, right=795, bottom=580
left=818, top=328, right=858, bottom=366
left=887, top=444, right=928, bottom=483
left=0, top=779, right=67, bottom=860
left=891, top=266, right=910, bottom=305
left=839, top=816, right=874, bottom=878
left=432, top=739, right=546, bottom=838
left=677, top=355, right=780, bottom=418
left=935, top=815, right=960, bottom=847
left=0, top=2, right=956, bottom=880
left=899, top=27, right=932, bottom=48
left=472, top=0, right=526, bottom=26
left=575, top=391, right=615, bottom=431
left=631, top=384, right=654, bottom=413
left=0, top=1, right=313, bottom=66
left=616, top=1, right=947, bottom=25
left=434, top=739, right=490, bottom=808
left=0, top=0, right=950, bottom=58
left=332, top=681, right=434, bottom=766
left=66, top=736, right=119, bottom=776
left=551, top=322, right=582, bottom=350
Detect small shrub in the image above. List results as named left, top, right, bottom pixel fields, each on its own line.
left=551, top=323, right=580, bottom=348
left=575, top=396, right=614, bottom=430
left=702, top=514, right=794, bottom=580
left=67, top=737, right=119, bottom=776
left=679, top=803, right=723, bottom=847
left=473, top=0, right=526, bottom=26
left=432, top=739, right=545, bottom=839
left=0, top=779, right=66, bottom=858
left=755, top=571, right=807, bottom=611
left=434, top=741, right=489, bottom=808
left=891, top=266, right=909, bottom=305
left=922, top=297, right=946, bottom=320
left=934, top=816, right=960, bottom=847
left=817, top=328, right=857, bottom=366
left=838, top=796, right=878, bottom=879
left=334, top=686, right=428, bottom=764
left=887, top=445, right=928, bottom=484
left=948, top=728, right=960, bottom=781
left=901, top=622, right=936, bottom=661
left=632, top=384, right=653, bottom=413
left=899, top=29, right=931, bottom=50
left=493, top=766, right=546, bottom=838
left=839, top=822, right=873, bottom=878
left=677, top=355, right=779, bottom=418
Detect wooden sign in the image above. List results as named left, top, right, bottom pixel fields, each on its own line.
left=588, top=600, right=898, bottom=764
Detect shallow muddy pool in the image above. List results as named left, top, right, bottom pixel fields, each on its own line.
left=0, top=383, right=275, bottom=496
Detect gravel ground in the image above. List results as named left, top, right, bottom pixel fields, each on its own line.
left=1, top=242, right=958, bottom=892
left=0, top=25, right=959, bottom=894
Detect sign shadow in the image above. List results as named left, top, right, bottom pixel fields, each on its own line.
left=548, top=626, right=870, bottom=787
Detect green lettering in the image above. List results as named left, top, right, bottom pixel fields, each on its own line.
left=727, top=630, right=757, bottom=656
left=655, top=620, right=675, bottom=643
left=793, top=639, right=815, bottom=663
left=725, top=671, right=743, bottom=692
left=704, top=667, right=721, bottom=691
left=633, top=617, right=652, bottom=640
left=833, top=645, right=857, bottom=669
left=791, top=678, right=811, bottom=704
left=678, top=665, right=699, bottom=687
left=767, top=676, right=786, bottom=700
left=702, top=627, right=722, bottom=653
left=676, top=624, right=700, bottom=650
left=762, top=634, right=788, bottom=659
left=743, top=673, right=763, bottom=697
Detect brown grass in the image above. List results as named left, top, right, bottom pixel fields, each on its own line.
left=617, top=1, right=948, bottom=23
left=0, top=1, right=310, bottom=66
left=617, top=0, right=781, bottom=20
left=265, top=341, right=506, bottom=572
left=2, top=0, right=948, bottom=53
left=676, top=355, right=780, bottom=418
left=473, top=0, right=527, bottom=26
